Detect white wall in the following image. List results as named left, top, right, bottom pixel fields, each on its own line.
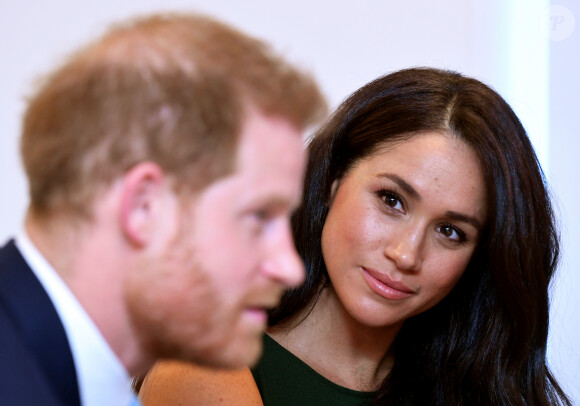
left=547, top=1, right=580, bottom=403
left=1, top=1, right=577, bottom=402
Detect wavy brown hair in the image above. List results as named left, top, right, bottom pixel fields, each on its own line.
left=271, top=67, right=570, bottom=405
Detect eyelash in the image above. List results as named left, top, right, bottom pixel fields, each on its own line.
left=377, top=189, right=405, bottom=212
left=377, top=188, right=467, bottom=244
left=436, top=223, right=467, bottom=243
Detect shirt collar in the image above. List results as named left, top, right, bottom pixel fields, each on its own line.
left=15, top=231, right=134, bottom=406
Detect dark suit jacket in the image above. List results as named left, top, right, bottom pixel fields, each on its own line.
left=0, top=239, right=81, bottom=406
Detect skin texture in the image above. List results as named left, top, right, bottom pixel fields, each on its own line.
left=139, top=361, right=262, bottom=405
left=125, top=110, right=307, bottom=369
left=321, top=131, right=487, bottom=332
left=138, top=131, right=488, bottom=402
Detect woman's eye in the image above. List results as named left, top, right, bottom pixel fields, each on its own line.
left=379, top=190, right=404, bottom=212
left=437, top=224, right=466, bottom=243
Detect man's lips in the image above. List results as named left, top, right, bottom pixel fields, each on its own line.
left=244, top=294, right=282, bottom=317
left=361, top=267, right=415, bottom=300
left=244, top=300, right=278, bottom=325
left=243, top=307, right=269, bottom=326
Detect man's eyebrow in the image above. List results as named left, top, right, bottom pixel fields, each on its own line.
left=376, top=173, right=421, bottom=202
left=251, top=195, right=300, bottom=211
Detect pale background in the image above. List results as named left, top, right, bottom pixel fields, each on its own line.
left=1, top=0, right=578, bottom=402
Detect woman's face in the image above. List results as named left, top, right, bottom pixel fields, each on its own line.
left=321, top=131, right=487, bottom=329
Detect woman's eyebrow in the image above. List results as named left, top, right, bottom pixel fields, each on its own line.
left=445, top=211, right=483, bottom=231
left=376, top=173, right=421, bottom=201
left=377, top=172, right=483, bottom=230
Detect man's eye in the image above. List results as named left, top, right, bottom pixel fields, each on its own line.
left=253, top=208, right=276, bottom=223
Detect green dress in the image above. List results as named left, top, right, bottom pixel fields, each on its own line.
left=251, top=334, right=375, bottom=405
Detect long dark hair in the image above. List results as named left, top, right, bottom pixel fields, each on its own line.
left=270, top=67, right=570, bottom=405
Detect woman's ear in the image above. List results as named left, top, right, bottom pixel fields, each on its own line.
left=119, top=162, right=167, bottom=247
left=327, top=179, right=340, bottom=208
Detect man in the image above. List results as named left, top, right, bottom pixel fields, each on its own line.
left=0, top=13, right=326, bottom=406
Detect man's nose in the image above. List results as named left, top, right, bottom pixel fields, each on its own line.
left=261, top=223, right=305, bottom=288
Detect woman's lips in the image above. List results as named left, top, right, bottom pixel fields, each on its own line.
left=361, top=267, right=415, bottom=300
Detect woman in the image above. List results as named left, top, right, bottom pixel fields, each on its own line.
left=138, top=68, right=571, bottom=405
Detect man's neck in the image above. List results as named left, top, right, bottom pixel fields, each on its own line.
left=24, top=211, right=149, bottom=377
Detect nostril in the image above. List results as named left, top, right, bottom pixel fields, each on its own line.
left=384, top=242, right=422, bottom=273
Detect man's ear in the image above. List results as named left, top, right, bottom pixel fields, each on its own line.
left=119, top=162, right=167, bottom=247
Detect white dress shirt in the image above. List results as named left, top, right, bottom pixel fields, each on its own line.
left=16, top=232, right=135, bottom=406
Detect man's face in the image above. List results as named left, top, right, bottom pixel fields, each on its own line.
left=128, top=110, right=306, bottom=368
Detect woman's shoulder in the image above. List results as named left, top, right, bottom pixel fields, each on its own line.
left=139, top=360, right=263, bottom=405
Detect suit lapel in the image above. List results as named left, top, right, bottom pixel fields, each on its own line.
left=0, top=239, right=81, bottom=406
left=0, top=305, right=64, bottom=405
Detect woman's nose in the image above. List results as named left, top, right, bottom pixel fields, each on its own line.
left=383, top=225, right=424, bottom=272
